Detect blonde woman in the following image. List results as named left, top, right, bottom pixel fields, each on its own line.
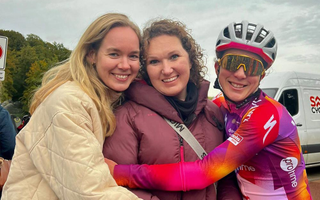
left=2, top=13, right=142, bottom=200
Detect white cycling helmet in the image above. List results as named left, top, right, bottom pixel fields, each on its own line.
left=216, top=20, right=277, bottom=70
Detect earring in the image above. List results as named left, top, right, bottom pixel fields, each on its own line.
left=92, top=63, right=96, bottom=68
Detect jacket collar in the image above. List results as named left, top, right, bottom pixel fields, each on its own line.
left=125, top=80, right=210, bottom=123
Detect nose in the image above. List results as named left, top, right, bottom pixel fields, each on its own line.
left=234, top=65, right=247, bottom=79
left=161, top=60, right=173, bottom=75
left=118, top=57, right=130, bottom=70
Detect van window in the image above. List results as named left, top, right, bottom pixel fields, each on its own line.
left=278, top=89, right=299, bottom=116
left=262, top=88, right=278, bottom=98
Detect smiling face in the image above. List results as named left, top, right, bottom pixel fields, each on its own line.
left=90, top=26, right=140, bottom=92
left=146, top=35, right=191, bottom=101
left=215, top=49, right=262, bottom=102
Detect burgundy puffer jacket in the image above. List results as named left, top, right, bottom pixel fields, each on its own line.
left=103, top=80, right=241, bottom=200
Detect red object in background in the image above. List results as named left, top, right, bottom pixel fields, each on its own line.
left=17, top=115, right=31, bottom=133
left=0, top=46, right=3, bottom=58
left=17, top=123, right=24, bottom=131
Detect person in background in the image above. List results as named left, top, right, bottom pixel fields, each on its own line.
left=103, top=19, right=241, bottom=200
left=2, top=13, right=142, bottom=200
left=105, top=21, right=312, bottom=200
left=0, top=104, right=16, bottom=160
left=16, top=114, right=30, bottom=133
left=0, top=103, right=16, bottom=198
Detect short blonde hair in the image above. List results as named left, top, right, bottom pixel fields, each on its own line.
left=29, top=13, right=141, bottom=137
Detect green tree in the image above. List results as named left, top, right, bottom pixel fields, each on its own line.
left=22, top=59, right=56, bottom=112
left=11, top=45, right=38, bottom=101
left=0, top=30, right=71, bottom=113
left=52, top=42, right=71, bottom=61
left=0, top=30, right=27, bottom=51
left=26, top=34, right=45, bottom=47
left=0, top=49, right=17, bottom=101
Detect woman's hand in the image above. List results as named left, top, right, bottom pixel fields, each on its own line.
left=104, top=158, right=117, bottom=177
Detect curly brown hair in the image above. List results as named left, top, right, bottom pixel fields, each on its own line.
left=140, top=19, right=207, bottom=87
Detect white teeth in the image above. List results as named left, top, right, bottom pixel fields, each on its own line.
left=163, top=76, right=177, bottom=82
left=115, top=75, right=128, bottom=79
left=231, top=83, right=243, bottom=88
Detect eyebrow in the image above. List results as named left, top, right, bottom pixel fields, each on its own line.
left=146, top=55, right=157, bottom=60
left=147, top=50, right=180, bottom=59
left=106, top=48, right=140, bottom=54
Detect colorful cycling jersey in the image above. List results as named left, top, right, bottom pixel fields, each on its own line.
left=114, top=90, right=312, bottom=200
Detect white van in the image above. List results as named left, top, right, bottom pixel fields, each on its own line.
left=260, top=71, right=320, bottom=167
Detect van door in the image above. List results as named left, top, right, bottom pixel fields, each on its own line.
left=301, top=88, right=320, bottom=165
left=276, top=87, right=309, bottom=164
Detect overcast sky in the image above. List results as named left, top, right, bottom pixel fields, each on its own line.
left=1, top=0, right=319, bottom=96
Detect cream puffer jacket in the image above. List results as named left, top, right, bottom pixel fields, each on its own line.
left=2, top=81, right=140, bottom=200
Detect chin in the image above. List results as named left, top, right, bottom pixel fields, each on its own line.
left=110, top=85, right=128, bottom=92
left=227, top=93, right=245, bottom=103
left=115, top=88, right=127, bottom=92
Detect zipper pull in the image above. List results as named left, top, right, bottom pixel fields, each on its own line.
left=179, top=137, right=185, bottom=162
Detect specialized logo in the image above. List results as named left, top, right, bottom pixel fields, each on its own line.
left=243, top=99, right=261, bottom=123
left=227, top=133, right=243, bottom=146
left=310, top=96, right=320, bottom=114
left=280, top=157, right=298, bottom=187
left=263, top=115, right=277, bottom=144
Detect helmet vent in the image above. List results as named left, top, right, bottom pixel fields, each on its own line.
left=265, top=38, right=276, bottom=48
left=234, top=24, right=242, bottom=38
left=255, top=29, right=269, bottom=43
left=216, top=40, right=221, bottom=47
left=246, top=24, right=256, bottom=40
left=223, top=27, right=230, bottom=38
left=216, top=21, right=277, bottom=68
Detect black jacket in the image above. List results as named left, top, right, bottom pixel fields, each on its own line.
left=0, top=105, right=16, bottom=159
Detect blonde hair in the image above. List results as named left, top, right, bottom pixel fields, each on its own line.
left=29, top=13, right=141, bottom=137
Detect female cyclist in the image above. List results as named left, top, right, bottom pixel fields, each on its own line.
left=106, top=21, right=312, bottom=200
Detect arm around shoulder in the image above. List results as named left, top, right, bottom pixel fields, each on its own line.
left=103, top=103, right=158, bottom=199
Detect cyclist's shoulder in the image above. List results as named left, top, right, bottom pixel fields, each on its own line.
left=212, top=92, right=225, bottom=107
left=250, top=92, right=281, bottom=113
left=242, top=94, right=282, bottom=125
